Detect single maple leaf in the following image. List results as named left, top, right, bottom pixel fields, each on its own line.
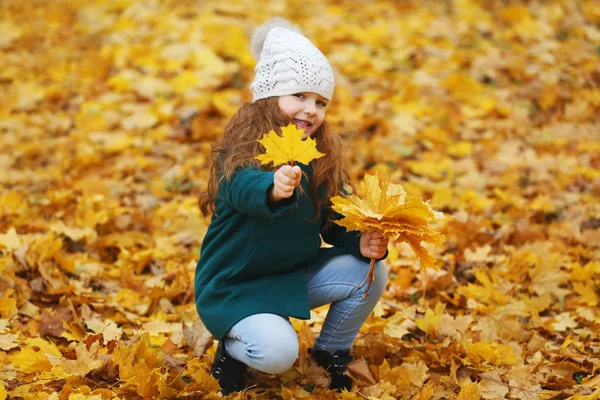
left=192, top=367, right=222, bottom=394
left=182, top=319, right=213, bottom=357
left=0, top=227, right=21, bottom=250
left=345, top=357, right=377, bottom=386
left=479, top=371, right=509, bottom=399
left=415, top=307, right=443, bottom=336
left=0, top=289, right=17, bottom=319
left=457, top=382, right=481, bottom=400
left=255, top=123, right=325, bottom=166
left=378, top=359, right=429, bottom=392
left=330, top=172, right=445, bottom=295
left=466, top=341, right=518, bottom=366
left=0, top=333, right=19, bottom=351
left=61, top=341, right=103, bottom=376
left=12, top=348, right=53, bottom=373
left=295, top=349, right=331, bottom=389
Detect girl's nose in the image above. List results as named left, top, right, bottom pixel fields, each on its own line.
left=304, top=102, right=316, bottom=115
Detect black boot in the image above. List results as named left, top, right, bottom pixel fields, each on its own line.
left=310, top=348, right=353, bottom=391
left=210, top=341, right=247, bottom=395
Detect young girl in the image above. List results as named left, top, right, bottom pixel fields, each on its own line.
left=195, top=18, right=389, bottom=395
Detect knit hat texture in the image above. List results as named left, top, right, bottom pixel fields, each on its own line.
left=249, top=18, right=335, bottom=102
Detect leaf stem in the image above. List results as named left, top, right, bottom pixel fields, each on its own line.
left=359, top=258, right=377, bottom=299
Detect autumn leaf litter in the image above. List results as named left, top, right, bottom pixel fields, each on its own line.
left=0, top=0, right=600, bottom=399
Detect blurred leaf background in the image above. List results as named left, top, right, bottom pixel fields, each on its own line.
left=0, top=0, right=599, bottom=399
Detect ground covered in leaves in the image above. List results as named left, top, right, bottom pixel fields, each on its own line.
left=1, top=0, right=599, bottom=399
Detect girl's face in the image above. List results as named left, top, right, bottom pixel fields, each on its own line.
left=278, top=92, right=328, bottom=137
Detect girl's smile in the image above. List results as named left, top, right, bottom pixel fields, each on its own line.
left=278, top=92, right=328, bottom=137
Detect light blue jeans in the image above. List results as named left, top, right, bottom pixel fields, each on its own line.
left=222, top=254, right=388, bottom=374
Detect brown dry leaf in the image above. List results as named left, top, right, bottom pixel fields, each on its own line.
left=345, top=357, right=377, bottom=386
left=295, top=350, right=331, bottom=389
left=61, top=341, right=103, bottom=376
left=479, top=370, right=509, bottom=399
left=0, top=333, right=19, bottom=351
left=437, top=314, right=473, bottom=339
left=506, top=365, right=541, bottom=400
left=182, top=319, right=213, bottom=357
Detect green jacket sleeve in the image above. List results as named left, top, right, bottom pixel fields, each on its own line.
left=219, top=168, right=298, bottom=218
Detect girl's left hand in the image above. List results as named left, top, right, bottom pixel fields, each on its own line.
left=359, top=230, right=388, bottom=259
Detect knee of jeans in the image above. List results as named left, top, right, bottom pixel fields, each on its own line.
left=259, top=338, right=298, bottom=374
left=366, top=261, right=389, bottom=300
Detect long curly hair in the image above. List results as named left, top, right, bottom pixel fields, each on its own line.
left=199, top=96, right=350, bottom=223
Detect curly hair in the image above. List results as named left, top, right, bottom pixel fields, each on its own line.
left=199, top=96, right=351, bottom=223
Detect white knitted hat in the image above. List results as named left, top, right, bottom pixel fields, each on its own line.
left=249, top=18, right=335, bottom=102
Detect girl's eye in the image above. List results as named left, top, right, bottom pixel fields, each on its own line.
left=317, top=101, right=327, bottom=107
left=293, top=93, right=305, bottom=99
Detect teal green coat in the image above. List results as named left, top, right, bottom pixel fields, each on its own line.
left=194, top=165, right=369, bottom=339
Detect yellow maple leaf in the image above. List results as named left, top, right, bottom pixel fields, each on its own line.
left=0, top=382, right=6, bottom=400
left=0, top=191, right=29, bottom=217
left=457, top=269, right=508, bottom=306
left=126, top=364, right=161, bottom=398
left=255, top=124, right=325, bottom=166
left=12, top=348, right=54, bottom=373
left=112, top=334, right=163, bottom=379
left=121, top=111, right=158, bottom=131
left=415, top=307, right=443, bottom=336
left=192, top=366, right=222, bottom=394
left=0, top=289, right=17, bottom=319
left=457, top=382, right=481, bottom=400
left=384, top=310, right=416, bottom=340
left=156, top=371, right=178, bottom=398
left=570, top=261, right=599, bottom=281
left=0, top=20, right=22, bottom=49
left=75, top=194, right=109, bottom=229
left=573, top=281, right=598, bottom=306
left=379, top=359, right=429, bottom=391
left=414, top=383, right=435, bottom=400
left=466, top=341, right=518, bottom=366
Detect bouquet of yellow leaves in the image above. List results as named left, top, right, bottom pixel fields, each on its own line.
left=330, top=172, right=445, bottom=295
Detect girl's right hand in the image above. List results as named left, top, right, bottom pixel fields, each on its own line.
left=269, top=165, right=302, bottom=202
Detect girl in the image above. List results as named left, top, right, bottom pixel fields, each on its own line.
left=196, top=18, right=389, bottom=395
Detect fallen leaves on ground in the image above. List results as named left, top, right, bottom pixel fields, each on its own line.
left=1, top=0, right=599, bottom=399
